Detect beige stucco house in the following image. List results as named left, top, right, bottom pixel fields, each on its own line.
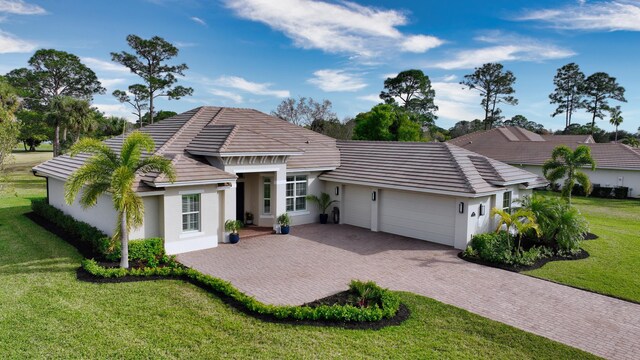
left=33, top=107, right=546, bottom=254
left=448, top=126, right=640, bottom=198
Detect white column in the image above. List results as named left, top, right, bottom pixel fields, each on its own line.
left=274, top=167, right=287, bottom=221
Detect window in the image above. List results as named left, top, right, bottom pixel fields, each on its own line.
left=502, top=191, right=512, bottom=213
left=286, top=175, right=307, bottom=212
left=182, top=194, right=200, bottom=232
left=263, top=177, right=272, bottom=214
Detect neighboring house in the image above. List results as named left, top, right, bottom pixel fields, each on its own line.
left=448, top=126, right=640, bottom=198
left=33, top=107, right=545, bottom=254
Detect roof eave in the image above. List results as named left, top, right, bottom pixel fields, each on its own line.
left=148, top=179, right=237, bottom=188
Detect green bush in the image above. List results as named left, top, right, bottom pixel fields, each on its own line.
left=349, top=280, right=385, bottom=308
left=81, top=259, right=401, bottom=323
left=511, top=247, right=542, bottom=266
left=613, top=187, right=629, bottom=199
left=106, top=238, right=165, bottom=265
left=469, top=232, right=513, bottom=264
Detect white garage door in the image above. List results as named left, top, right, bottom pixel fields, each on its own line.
left=379, top=189, right=455, bottom=246
left=343, top=185, right=371, bottom=229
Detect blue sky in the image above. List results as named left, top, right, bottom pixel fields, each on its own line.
left=0, top=0, right=638, bottom=133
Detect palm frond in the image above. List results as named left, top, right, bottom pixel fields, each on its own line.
left=574, top=171, right=592, bottom=194
left=573, top=145, right=596, bottom=170
left=120, top=131, right=155, bottom=169
left=542, top=163, right=566, bottom=182
left=136, top=155, right=176, bottom=182
left=79, top=182, right=111, bottom=208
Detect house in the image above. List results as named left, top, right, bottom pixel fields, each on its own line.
left=33, top=107, right=546, bottom=254
left=448, top=126, right=640, bottom=198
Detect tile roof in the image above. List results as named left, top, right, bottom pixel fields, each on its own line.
left=319, top=141, right=546, bottom=196
left=448, top=126, right=640, bottom=170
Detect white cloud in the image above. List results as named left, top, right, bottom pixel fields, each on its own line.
left=440, top=74, right=457, bottom=82
left=0, top=29, right=35, bottom=53
left=217, top=75, right=290, bottom=98
left=209, top=88, right=243, bottom=103
left=190, top=16, right=206, bottom=26
left=357, top=94, right=382, bottom=103
left=0, top=0, right=45, bottom=15
left=432, top=81, right=480, bottom=122
left=175, top=41, right=197, bottom=48
left=94, top=103, right=135, bottom=121
left=223, top=0, right=443, bottom=57
left=308, top=69, right=367, bottom=92
left=517, top=1, right=640, bottom=31
left=82, top=57, right=131, bottom=74
left=433, top=32, right=575, bottom=69
left=99, top=78, right=126, bottom=90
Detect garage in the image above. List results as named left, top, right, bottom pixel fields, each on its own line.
left=379, top=189, right=456, bottom=246
left=342, top=185, right=371, bottom=229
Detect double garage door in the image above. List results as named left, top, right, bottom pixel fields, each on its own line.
left=342, top=185, right=455, bottom=246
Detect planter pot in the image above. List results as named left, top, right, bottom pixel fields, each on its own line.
left=245, top=219, right=253, bottom=225
left=319, top=214, right=329, bottom=224
left=280, top=225, right=290, bottom=234
left=229, top=233, right=240, bottom=244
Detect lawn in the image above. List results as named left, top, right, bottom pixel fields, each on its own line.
left=0, top=152, right=595, bottom=358
left=525, top=191, right=640, bottom=303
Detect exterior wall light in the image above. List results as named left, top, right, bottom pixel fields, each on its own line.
left=372, top=191, right=377, bottom=201
left=335, top=186, right=340, bottom=196
left=458, top=202, right=464, bottom=214
left=479, top=204, right=485, bottom=216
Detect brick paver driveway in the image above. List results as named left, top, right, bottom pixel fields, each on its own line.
left=178, top=224, right=640, bottom=360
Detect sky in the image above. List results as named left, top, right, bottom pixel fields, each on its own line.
left=0, top=0, right=639, bottom=133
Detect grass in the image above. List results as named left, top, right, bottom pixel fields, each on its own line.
left=0, top=152, right=596, bottom=359
left=524, top=191, right=640, bottom=303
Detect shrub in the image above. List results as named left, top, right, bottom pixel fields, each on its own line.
left=349, top=280, right=384, bottom=308
left=613, top=187, right=628, bottom=199
left=469, top=232, right=513, bottom=264
left=592, top=186, right=613, bottom=198
left=571, top=184, right=586, bottom=197
left=106, top=238, right=165, bottom=265
left=511, top=247, right=542, bottom=266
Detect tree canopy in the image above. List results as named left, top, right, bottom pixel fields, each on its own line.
left=353, top=104, right=422, bottom=142
left=461, top=63, right=517, bottom=130
left=549, top=63, right=586, bottom=129
left=111, top=35, right=193, bottom=125
left=379, top=69, right=438, bottom=125
left=543, top=145, right=596, bottom=204
left=271, top=97, right=336, bottom=127
left=581, top=72, right=626, bottom=135
left=503, top=115, right=547, bottom=134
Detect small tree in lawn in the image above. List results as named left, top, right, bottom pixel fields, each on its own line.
left=64, top=131, right=175, bottom=268
left=543, top=145, right=596, bottom=205
left=491, top=208, right=540, bottom=252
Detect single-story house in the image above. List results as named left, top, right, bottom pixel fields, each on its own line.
left=448, top=126, right=640, bottom=198
left=33, top=107, right=546, bottom=254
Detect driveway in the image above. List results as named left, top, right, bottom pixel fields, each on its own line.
left=178, top=224, right=640, bottom=360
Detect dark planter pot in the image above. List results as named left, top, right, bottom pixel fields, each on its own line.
left=280, top=225, right=290, bottom=234
left=229, top=233, right=240, bottom=244
left=319, top=214, right=329, bottom=224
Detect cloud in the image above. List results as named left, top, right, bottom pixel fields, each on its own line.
left=217, top=75, right=290, bottom=98
left=209, top=88, right=243, bottom=103
left=432, top=32, right=575, bottom=69
left=190, top=16, right=206, bottom=26
left=517, top=1, right=640, bottom=31
left=308, top=69, right=367, bottom=92
left=357, top=94, right=382, bottom=103
left=440, top=74, right=457, bottom=82
left=0, top=0, right=45, bottom=15
left=82, top=57, right=131, bottom=74
left=223, top=0, right=443, bottom=57
left=98, top=78, right=126, bottom=90
left=0, top=30, right=35, bottom=53
left=431, top=81, right=480, bottom=122
left=93, top=103, right=135, bottom=121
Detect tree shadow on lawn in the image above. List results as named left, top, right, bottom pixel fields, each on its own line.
left=0, top=258, right=77, bottom=276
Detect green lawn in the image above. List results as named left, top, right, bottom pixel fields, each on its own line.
left=0, top=153, right=595, bottom=359
left=525, top=191, right=640, bottom=303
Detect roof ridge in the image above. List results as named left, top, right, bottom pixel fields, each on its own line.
left=153, top=106, right=206, bottom=155
left=472, top=155, right=507, bottom=183
left=218, top=124, right=239, bottom=153
left=443, top=143, right=479, bottom=194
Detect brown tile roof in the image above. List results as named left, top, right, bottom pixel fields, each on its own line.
left=448, top=126, right=640, bottom=170
left=319, top=141, right=546, bottom=196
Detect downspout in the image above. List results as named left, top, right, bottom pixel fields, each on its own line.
left=32, top=170, right=49, bottom=204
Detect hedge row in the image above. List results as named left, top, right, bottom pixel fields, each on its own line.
left=570, top=184, right=629, bottom=199
left=81, top=259, right=400, bottom=322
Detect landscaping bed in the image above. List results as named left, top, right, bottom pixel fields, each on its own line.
left=459, top=248, right=589, bottom=273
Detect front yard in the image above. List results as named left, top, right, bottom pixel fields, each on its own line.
left=524, top=192, right=640, bottom=303
left=0, top=152, right=596, bottom=358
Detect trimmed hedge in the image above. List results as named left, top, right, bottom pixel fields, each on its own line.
left=106, top=238, right=165, bottom=264
left=81, top=259, right=401, bottom=322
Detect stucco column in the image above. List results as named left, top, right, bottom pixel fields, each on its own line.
left=274, top=167, right=287, bottom=222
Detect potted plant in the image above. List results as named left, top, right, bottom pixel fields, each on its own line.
left=245, top=211, right=254, bottom=225
left=224, top=219, right=243, bottom=244
left=277, top=213, right=291, bottom=234
left=306, top=192, right=339, bottom=224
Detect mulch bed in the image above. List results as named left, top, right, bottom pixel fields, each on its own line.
left=458, top=249, right=590, bottom=273
left=583, top=232, right=599, bottom=241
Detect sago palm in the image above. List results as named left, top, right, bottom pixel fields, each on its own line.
left=64, top=131, right=175, bottom=268
left=542, top=145, right=596, bottom=205
left=491, top=207, right=541, bottom=252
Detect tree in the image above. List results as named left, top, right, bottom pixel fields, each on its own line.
left=111, top=35, right=193, bottom=125
left=379, top=69, right=438, bottom=125
left=622, top=137, right=640, bottom=148
left=46, top=96, right=94, bottom=155
left=308, top=117, right=355, bottom=140
left=491, top=207, right=540, bottom=252
left=503, top=115, right=547, bottom=134
left=271, top=97, right=336, bottom=127
left=461, top=63, right=518, bottom=130
left=94, top=115, right=133, bottom=139
left=5, top=49, right=104, bottom=110
left=608, top=106, right=623, bottom=142
left=543, top=145, right=596, bottom=205
left=549, top=63, right=586, bottom=129
left=65, top=131, right=176, bottom=268
left=581, top=72, right=626, bottom=135
left=139, top=110, right=177, bottom=127
left=113, top=84, right=149, bottom=125
left=17, top=110, right=51, bottom=151
left=0, top=78, right=21, bottom=190
left=448, top=119, right=485, bottom=138
left=353, top=104, right=421, bottom=141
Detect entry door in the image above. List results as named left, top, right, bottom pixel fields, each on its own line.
left=236, top=182, right=245, bottom=221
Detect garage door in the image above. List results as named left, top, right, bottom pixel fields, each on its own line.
left=379, top=189, right=455, bottom=246
left=343, top=185, right=371, bottom=229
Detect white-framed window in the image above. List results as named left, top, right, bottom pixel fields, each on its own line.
left=263, top=177, right=272, bottom=215
left=502, top=191, right=512, bottom=213
left=182, top=194, right=200, bottom=232
left=286, top=175, right=307, bottom=212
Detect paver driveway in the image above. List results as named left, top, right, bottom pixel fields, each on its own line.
left=178, top=224, right=640, bottom=360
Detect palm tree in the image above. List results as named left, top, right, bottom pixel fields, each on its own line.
left=491, top=207, right=541, bottom=252
left=64, top=131, right=175, bottom=268
left=622, top=137, right=640, bottom=148
left=609, top=106, right=623, bottom=142
left=543, top=145, right=596, bottom=205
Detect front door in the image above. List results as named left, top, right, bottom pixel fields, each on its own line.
left=236, top=182, right=245, bottom=221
